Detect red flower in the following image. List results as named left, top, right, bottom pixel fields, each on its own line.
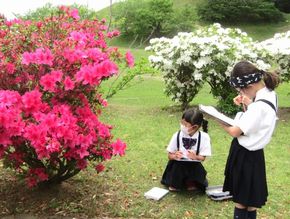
left=95, top=163, right=105, bottom=173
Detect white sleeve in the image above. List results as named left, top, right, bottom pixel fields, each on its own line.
left=236, top=103, right=264, bottom=135
left=198, top=134, right=212, bottom=156
left=166, top=132, right=178, bottom=153
left=234, top=111, right=244, bottom=122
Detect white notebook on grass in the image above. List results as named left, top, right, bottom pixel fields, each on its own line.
left=144, top=187, right=169, bottom=201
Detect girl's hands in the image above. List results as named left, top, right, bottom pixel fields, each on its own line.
left=233, top=95, right=252, bottom=111
left=187, top=150, right=197, bottom=160
left=174, top=151, right=184, bottom=160
left=233, top=95, right=243, bottom=106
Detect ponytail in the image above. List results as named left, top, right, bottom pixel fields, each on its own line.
left=202, top=119, right=208, bottom=133
left=262, top=70, right=280, bottom=91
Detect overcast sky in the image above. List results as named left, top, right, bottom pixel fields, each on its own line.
left=0, top=0, right=120, bottom=19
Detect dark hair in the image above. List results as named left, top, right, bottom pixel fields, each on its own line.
left=182, top=108, right=208, bottom=133
left=231, top=61, right=280, bottom=90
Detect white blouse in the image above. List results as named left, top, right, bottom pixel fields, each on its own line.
left=235, top=87, right=278, bottom=151
left=167, top=130, right=212, bottom=157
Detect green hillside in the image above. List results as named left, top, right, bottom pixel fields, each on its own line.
left=97, top=0, right=290, bottom=42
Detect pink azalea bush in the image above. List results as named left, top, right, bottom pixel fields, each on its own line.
left=0, top=7, right=133, bottom=187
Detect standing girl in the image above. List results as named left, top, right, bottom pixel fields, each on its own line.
left=161, top=108, right=212, bottom=192
left=220, top=61, right=279, bottom=219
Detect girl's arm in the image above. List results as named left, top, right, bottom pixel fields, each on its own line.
left=187, top=150, right=206, bottom=161
left=220, top=123, right=243, bottom=137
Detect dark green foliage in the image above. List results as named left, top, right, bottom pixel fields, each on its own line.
left=216, top=90, right=241, bottom=115
left=275, top=0, right=290, bottom=13
left=197, top=0, right=284, bottom=23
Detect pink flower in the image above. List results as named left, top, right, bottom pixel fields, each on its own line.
left=24, top=124, right=47, bottom=147
left=98, top=124, right=111, bottom=138
left=22, top=48, right=53, bottom=66
left=40, top=74, right=57, bottom=92
left=46, top=139, right=61, bottom=153
left=125, top=51, right=134, bottom=68
left=51, top=70, right=63, bottom=82
left=95, top=163, right=105, bottom=173
left=96, top=94, right=108, bottom=107
left=22, top=90, right=43, bottom=114
left=64, top=76, right=75, bottom=90
left=70, top=8, right=80, bottom=20
left=6, top=63, right=15, bottom=74
left=112, top=139, right=126, bottom=156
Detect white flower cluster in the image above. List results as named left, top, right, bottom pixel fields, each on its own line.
left=259, top=31, right=290, bottom=81
left=146, top=23, right=270, bottom=106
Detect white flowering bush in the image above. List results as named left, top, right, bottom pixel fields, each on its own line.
left=146, top=23, right=271, bottom=113
left=259, top=31, right=290, bottom=82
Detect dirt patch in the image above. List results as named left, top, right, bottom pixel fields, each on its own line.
left=0, top=168, right=111, bottom=219
left=277, top=107, right=290, bottom=121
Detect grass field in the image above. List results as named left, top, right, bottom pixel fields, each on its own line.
left=1, top=76, right=289, bottom=218
left=1, top=1, right=290, bottom=218
left=97, top=77, right=290, bottom=218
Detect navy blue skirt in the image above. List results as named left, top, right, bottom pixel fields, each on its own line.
left=161, top=160, right=208, bottom=191
left=223, top=138, right=268, bottom=208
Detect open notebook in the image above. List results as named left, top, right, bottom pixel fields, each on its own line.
left=199, top=104, right=235, bottom=126
left=144, top=187, right=169, bottom=201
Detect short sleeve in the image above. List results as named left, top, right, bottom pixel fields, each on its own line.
left=166, top=132, right=178, bottom=153
left=236, top=103, right=264, bottom=135
left=198, top=133, right=212, bottom=156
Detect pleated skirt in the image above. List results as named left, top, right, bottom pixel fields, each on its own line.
left=223, top=138, right=268, bottom=208
left=161, top=160, right=208, bottom=191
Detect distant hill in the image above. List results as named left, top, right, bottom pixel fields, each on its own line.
left=96, top=0, right=290, bottom=42
left=96, top=0, right=203, bottom=20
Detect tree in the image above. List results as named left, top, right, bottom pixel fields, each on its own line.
left=274, top=0, right=290, bottom=13
left=113, top=0, right=196, bottom=44
left=197, top=0, right=284, bottom=23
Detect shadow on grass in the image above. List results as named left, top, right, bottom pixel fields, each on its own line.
left=0, top=169, right=109, bottom=218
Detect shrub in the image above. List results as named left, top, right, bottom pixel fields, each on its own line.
left=260, top=31, right=290, bottom=81
left=146, top=24, right=272, bottom=113
left=197, top=0, right=284, bottom=23
left=0, top=7, right=132, bottom=187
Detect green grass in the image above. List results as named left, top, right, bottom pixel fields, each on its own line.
left=1, top=77, right=289, bottom=218
left=226, top=14, right=290, bottom=41
left=1, top=1, right=290, bottom=217
left=92, top=76, right=290, bottom=218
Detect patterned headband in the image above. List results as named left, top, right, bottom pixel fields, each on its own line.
left=229, top=72, right=263, bottom=88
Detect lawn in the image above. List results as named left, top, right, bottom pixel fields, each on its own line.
left=1, top=76, right=289, bottom=218
left=1, top=1, right=290, bottom=217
